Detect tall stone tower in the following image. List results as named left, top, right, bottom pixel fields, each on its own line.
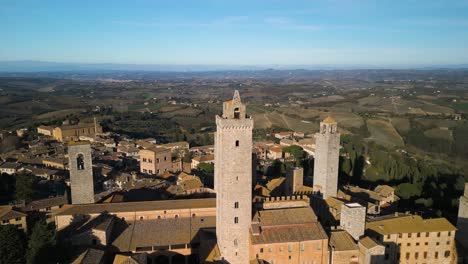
left=68, top=141, right=95, bottom=204
left=215, top=90, right=253, bottom=264
left=313, top=117, right=340, bottom=199
left=457, top=183, right=468, bottom=250
left=94, top=117, right=102, bottom=134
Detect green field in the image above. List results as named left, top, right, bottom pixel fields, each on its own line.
left=366, top=118, right=404, bottom=147
left=424, top=128, right=453, bottom=141
left=390, top=117, right=411, bottom=134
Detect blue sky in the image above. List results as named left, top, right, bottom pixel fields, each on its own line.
left=1, top=0, right=468, bottom=66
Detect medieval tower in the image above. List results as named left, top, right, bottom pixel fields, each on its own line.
left=457, top=183, right=468, bottom=250
left=285, top=167, right=304, bottom=196
left=313, top=117, right=340, bottom=199
left=68, top=141, right=95, bottom=204
left=215, top=90, right=253, bottom=264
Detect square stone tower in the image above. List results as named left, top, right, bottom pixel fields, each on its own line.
left=215, top=90, right=253, bottom=264
left=341, top=203, right=366, bottom=240
left=313, top=117, right=340, bottom=199
left=457, top=183, right=468, bottom=250
left=68, top=141, right=95, bottom=204
left=285, top=167, right=304, bottom=196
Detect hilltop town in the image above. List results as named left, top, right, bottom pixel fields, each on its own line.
left=0, top=83, right=467, bottom=263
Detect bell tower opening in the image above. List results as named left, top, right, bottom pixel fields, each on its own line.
left=77, top=154, right=85, bottom=170
left=234, top=107, right=240, bottom=119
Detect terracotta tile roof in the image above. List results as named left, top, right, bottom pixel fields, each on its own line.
left=330, top=230, right=358, bottom=251
left=366, top=215, right=456, bottom=235
left=193, top=154, right=214, bottom=162
left=71, top=248, right=105, bottom=264
left=55, top=198, right=215, bottom=216
left=374, top=185, right=394, bottom=196
left=141, top=146, right=170, bottom=154
left=112, top=216, right=215, bottom=251
left=359, top=236, right=380, bottom=249
left=251, top=222, right=327, bottom=244
left=0, top=162, right=19, bottom=169
left=68, top=140, right=91, bottom=146
left=253, top=207, right=317, bottom=226
left=181, top=178, right=203, bottom=190
left=251, top=207, right=327, bottom=244
left=113, top=253, right=147, bottom=264
left=22, top=196, right=67, bottom=212
left=161, top=141, right=189, bottom=149
left=344, top=185, right=385, bottom=202
left=75, top=214, right=115, bottom=234
left=0, top=206, right=26, bottom=221
left=269, top=146, right=283, bottom=153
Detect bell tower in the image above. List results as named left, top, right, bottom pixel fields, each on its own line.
left=68, top=141, right=95, bottom=204
left=313, top=117, right=340, bottom=199
left=215, top=90, right=253, bottom=264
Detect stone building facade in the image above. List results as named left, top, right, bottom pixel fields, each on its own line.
left=139, top=147, right=172, bottom=176
left=215, top=90, right=253, bottom=264
left=68, top=141, right=95, bottom=205
left=313, top=117, right=340, bottom=199
left=0, top=206, right=28, bottom=232
left=53, top=118, right=102, bottom=142
left=329, top=230, right=359, bottom=264
left=358, top=237, right=385, bottom=264
left=366, top=215, right=456, bottom=264
left=251, top=197, right=329, bottom=264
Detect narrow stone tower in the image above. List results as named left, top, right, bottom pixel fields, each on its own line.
left=313, top=117, right=340, bottom=199
left=457, top=183, right=468, bottom=250
left=94, top=117, right=102, bottom=134
left=215, top=90, right=253, bottom=264
left=68, top=141, right=95, bottom=204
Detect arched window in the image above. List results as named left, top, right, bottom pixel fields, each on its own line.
left=76, top=154, right=85, bottom=170
left=234, top=107, right=240, bottom=119
left=234, top=202, right=239, bottom=208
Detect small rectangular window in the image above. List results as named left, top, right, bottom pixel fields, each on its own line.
left=235, top=140, right=239, bottom=147
left=234, top=217, right=238, bottom=224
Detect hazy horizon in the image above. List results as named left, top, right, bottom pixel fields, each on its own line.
left=1, top=59, right=468, bottom=73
